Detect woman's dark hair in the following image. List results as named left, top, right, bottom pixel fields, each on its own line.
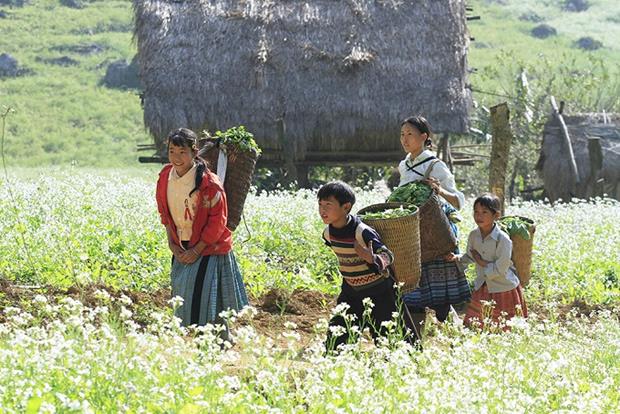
left=401, top=115, right=433, bottom=148
left=167, top=127, right=207, bottom=196
left=474, top=193, right=501, bottom=215
left=317, top=181, right=356, bottom=207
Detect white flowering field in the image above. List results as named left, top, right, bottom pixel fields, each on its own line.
left=0, top=170, right=619, bottom=413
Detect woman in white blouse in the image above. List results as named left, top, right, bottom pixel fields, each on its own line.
left=397, top=116, right=471, bottom=328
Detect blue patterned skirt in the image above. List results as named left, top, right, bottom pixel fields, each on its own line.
left=171, top=251, right=249, bottom=326
left=403, top=258, right=471, bottom=308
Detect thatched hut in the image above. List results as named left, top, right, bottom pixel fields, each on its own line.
left=133, top=0, right=471, bottom=178
left=537, top=112, right=620, bottom=202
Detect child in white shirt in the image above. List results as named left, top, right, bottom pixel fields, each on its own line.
left=446, top=193, right=528, bottom=330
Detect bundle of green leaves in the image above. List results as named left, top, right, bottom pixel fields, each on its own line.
left=359, top=206, right=417, bottom=220
left=387, top=181, right=433, bottom=206
left=499, top=216, right=533, bottom=240
left=208, top=126, right=262, bottom=154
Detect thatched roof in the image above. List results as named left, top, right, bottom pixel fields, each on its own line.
left=537, top=113, right=620, bottom=202
left=133, top=0, right=471, bottom=164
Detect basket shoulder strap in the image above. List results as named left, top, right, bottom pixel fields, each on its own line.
left=355, top=222, right=371, bottom=248
left=424, top=158, right=442, bottom=180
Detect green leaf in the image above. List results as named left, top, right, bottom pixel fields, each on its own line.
left=387, top=182, right=432, bottom=206
left=25, top=396, right=43, bottom=414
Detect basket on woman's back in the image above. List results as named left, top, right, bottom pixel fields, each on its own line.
left=388, top=181, right=457, bottom=262
left=198, top=128, right=260, bottom=231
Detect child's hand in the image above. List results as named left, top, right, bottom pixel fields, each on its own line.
left=471, top=249, right=489, bottom=267
left=444, top=252, right=458, bottom=262
left=354, top=239, right=374, bottom=264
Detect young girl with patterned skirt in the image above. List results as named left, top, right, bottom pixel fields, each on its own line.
left=155, top=128, right=248, bottom=331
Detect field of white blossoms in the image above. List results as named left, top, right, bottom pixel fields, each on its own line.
left=1, top=169, right=619, bottom=413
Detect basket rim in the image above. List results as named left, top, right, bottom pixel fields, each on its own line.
left=357, top=202, right=419, bottom=223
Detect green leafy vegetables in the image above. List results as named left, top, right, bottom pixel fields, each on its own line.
left=359, top=207, right=417, bottom=220
left=499, top=216, right=533, bottom=240
left=206, top=126, right=262, bottom=154
left=387, top=181, right=433, bottom=206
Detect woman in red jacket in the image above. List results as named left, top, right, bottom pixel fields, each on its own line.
left=156, top=128, right=248, bottom=331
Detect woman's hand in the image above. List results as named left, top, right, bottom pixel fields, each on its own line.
left=178, top=247, right=201, bottom=264
left=425, top=177, right=461, bottom=209
left=354, top=239, right=374, bottom=264
left=169, top=243, right=185, bottom=259
left=424, top=177, right=442, bottom=193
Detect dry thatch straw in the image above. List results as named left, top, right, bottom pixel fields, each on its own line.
left=133, top=0, right=471, bottom=164
left=537, top=112, right=620, bottom=202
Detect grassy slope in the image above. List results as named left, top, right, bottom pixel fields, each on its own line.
left=0, top=0, right=147, bottom=167
left=468, top=0, right=620, bottom=104
left=0, top=0, right=619, bottom=166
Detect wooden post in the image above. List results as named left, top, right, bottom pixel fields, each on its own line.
left=445, top=134, right=453, bottom=172
left=550, top=96, right=580, bottom=187
left=296, top=164, right=310, bottom=189
left=437, top=134, right=454, bottom=172
left=489, top=102, right=513, bottom=216
left=587, top=137, right=604, bottom=197
left=436, top=134, right=444, bottom=160
left=276, top=115, right=299, bottom=186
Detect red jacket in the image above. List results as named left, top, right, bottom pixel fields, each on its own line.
left=156, top=164, right=232, bottom=255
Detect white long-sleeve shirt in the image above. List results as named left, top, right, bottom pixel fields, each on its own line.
left=398, top=150, right=465, bottom=210
left=167, top=164, right=197, bottom=241
left=459, top=224, right=520, bottom=293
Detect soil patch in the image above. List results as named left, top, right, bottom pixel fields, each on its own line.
left=3, top=280, right=615, bottom=345
left=248, top=288, right=335, bottom=347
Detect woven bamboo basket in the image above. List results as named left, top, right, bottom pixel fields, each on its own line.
left=502, top=216, right=536, bottom=287
left=198, top=139, right=259, bottom=231
left=357, top=203, right=421, bottom=294
left=417, top=192, right=458, bottom=263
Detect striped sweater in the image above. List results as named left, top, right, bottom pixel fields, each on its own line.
left=323, top=215, right=394, bottom=291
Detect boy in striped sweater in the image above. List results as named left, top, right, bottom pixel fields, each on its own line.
left=318, top=181, right=419, bottom=351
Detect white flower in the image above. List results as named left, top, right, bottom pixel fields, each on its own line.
left=119, top=306, right=133, bottom=320
left=381, top=320, right=396, bottom=330
left=167, top=296, right=184, bottom=309
left=218, top=309, right=237, bottom=321
left=218, top=375, right=241, bottom=391
left=283, top=330, right=301, bottom=342
left=33, top=295, right=48, bottom=305
left=118, top=294, right=133, bottom=306
left=284, top=321, right=298, bottom=330
left=94, top=289, right=112, bottom=302
left=328, top=325, right=346, bottom=338
left=331, top=302, right=351, bottom=317
left=237, top=305, right=258, bottom=319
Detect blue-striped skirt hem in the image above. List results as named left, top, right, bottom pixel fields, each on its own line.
left=404, top=258, right=471, bottom=308
left=170, top=251, right=249, bottom=326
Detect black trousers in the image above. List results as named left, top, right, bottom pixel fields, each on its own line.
left=326, top=277, right=421, bottom=351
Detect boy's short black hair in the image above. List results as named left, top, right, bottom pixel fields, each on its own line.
left=474, top=193, right=501, bottom=214
left=317, top=181, right=356, bottom=206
